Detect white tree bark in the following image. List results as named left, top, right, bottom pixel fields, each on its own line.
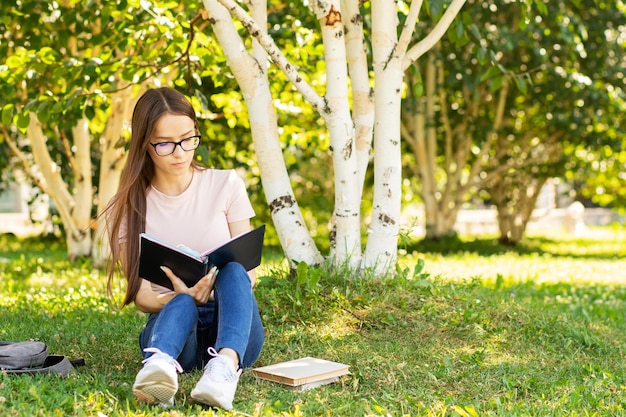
left=91, top=89, right=136, bottom=266
left=207, top=0, right=466, bottom=275
left=203, top=0, right=323, bottom=265
left=214, top=0, right=364, bottom=266
left=362, top=0, right=404, bottom=272
left=342, top=0, right=374, bottom=197
left=309, top=0, right=362, bottom=266
left=72, top=117, right=93, bottom=238
left=4, top=87, right=145, bottom=263
left=27, top=114, right=92, bottom=259
left=402, top=0, right=467, bottom=71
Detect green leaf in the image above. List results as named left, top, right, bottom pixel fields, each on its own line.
left=477, top=46, right=488, bottom=65
left=456, top=18, right=465, bottom=42
left=413, top=258, right=425, bottom=277
left=16, top=111, right=30, bottom=131
left=513, top=74, right=528, bottom=95
left=194, top=90, right=210, bottom=112
left=85, top=104, right=96, bottom=120
left=490, top=76, right=503, bottom=91
left=2, top=103, right=14, bottom=125
left=6, top=54, right=25, bottom=70
left=480, top=66, right=501, bottom=82
left=36, top=47, right=57, bottom=65
left=413, top=80, right=424, bottom=98
left=37, top=100, right=51, bottom=124
left=427, top=0, right=444, bottom=19
left=295, top=261, right=309, bottom=288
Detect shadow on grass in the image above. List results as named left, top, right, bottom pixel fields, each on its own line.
left=404, top=233, right=625, bottom=261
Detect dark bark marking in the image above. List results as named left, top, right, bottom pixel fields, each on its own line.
left=343, top=138, right=353, bottom=160
left=325, top=5, right=342, bottom=26
left=378, top=212, right=396, bottom=226
left=269, top=194, right=296, bottom=215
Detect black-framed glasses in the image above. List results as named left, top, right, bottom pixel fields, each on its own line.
left=149, top=135, right=201, bottom=156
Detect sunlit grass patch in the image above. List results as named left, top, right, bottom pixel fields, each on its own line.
left=2, top=228, right=626, bottom=416
left=414, top=228, right=626, bottom=287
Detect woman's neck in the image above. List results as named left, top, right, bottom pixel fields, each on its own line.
left=151, top=167, right=195, bottom=196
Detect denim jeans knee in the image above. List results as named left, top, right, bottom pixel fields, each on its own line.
left=139, top=293, right=199, bottom=370
left=212, top=262, right=264, bottom=368
left=138, top=265, right=264, bottom=371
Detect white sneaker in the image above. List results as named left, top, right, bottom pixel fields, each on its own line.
left=190, top=347, right=241, bottom=410
left=132, top=348, right=183, bottom=407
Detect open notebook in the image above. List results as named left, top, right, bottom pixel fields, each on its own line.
left=138, top=225, right=265, bottom=290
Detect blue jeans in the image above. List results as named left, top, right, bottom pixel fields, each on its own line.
left=139, top=262, right=264, bottom=372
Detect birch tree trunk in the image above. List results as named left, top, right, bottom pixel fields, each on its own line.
left=403, top=55, right=474, bottom=239
left=71, top=117, right=93, bottom=252
left=490, top=176, right=548, bottom=245
left=203, top=0, right=323, bottom=265
left=309, top=0, right=362, bottom=266
left=486, top=132, right=564, bottom=245
left=342, top=0, right=375, bottom=200
left=13, top=95, right=138, bottom=262
left=208, top=0, right=466, bottom=274
left=364, top=0, right=466, bottom=269
left=362, top=0, right=403, bottom=271
left=27, top=114, right=92, bottom=259
left=403, top=56, right=513, bottom=239
left=91, top=89, right=136, bottom=266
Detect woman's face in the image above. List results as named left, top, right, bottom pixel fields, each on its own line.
left=147, top=113, right=197, bottom=178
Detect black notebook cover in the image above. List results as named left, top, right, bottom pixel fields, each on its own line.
left=138, top=224, right=265, bottom=290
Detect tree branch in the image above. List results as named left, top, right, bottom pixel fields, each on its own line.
left=1, top=126, right=49, bottom=194
left=78, top=12, right=205, bottom=98
left=402, top=0, right=467, bottom=71
left=215, top=0, right=326, bottom=113
left=396, top=0, right=423, bottom=58
left=59, top=128, right=80, bottom=181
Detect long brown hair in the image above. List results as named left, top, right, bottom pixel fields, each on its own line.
left=106, top=87, right=203, bottom=306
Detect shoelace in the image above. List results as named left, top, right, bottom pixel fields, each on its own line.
left=205, top=347, right=237, bottom=382
left=142, top=347, right=183, bottom=373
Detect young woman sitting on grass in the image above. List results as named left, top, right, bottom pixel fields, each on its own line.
left=105, top=87, right=264, bottom=410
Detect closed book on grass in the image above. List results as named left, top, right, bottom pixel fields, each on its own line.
left=138, top=224, right=265, bottom=291
left=252, top=357, right=350, bottom=390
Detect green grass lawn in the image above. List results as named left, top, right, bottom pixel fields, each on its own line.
left=1, top=228, right=626, bottom=416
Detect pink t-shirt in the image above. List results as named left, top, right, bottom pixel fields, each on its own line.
left=143, top=168, right=255, bottom=294
left=145, top=168, right=255, bottom=252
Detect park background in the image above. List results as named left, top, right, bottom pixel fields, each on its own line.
left=1, top=0, right=626, bottom=415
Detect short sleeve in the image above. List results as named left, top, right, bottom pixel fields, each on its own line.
left=225, top=170, right=255, bottom=223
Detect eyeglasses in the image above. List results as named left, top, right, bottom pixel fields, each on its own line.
left=149, top=135, right=201, bottom=156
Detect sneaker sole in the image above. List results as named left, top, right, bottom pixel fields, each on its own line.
left=133, top=386, right=175, bottom=406
left=133, top=370, right=177, bottom=406
left=190, top=387, right=233, bottom=410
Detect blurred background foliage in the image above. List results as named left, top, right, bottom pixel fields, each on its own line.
left=0, top=0, right=624, bottom=253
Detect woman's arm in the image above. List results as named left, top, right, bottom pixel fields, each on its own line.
left=123, top=242, right=176, bottom=313
left=135, top=266, right=218, bottom=313
left=134, top=279, right=177, bottom=313
left=228, top=219, right=257, bottom=286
